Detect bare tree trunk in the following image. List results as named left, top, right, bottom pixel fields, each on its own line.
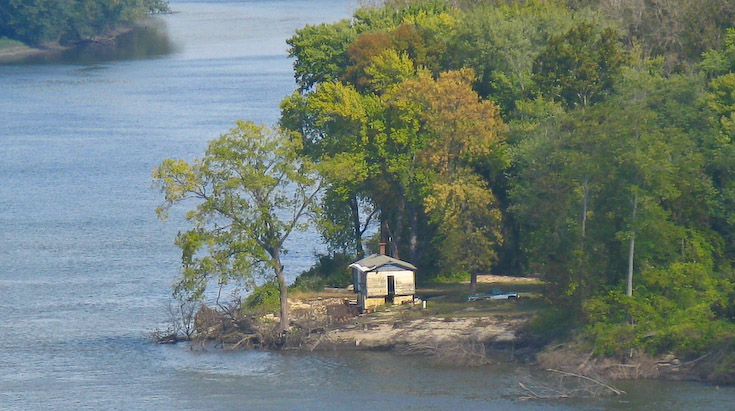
left=409, top=205, right=418, bottom=262
left=392, top=195, right=405, bottom=259
left=575, top=176, right=590, bottom=305
left=273, top=252, right=289, bottom=332
left=349, top=195, right=364, bottom=258
left=627, top=194, right=637, bottom=297
left=581, top=177, right=589, bottom=238
left=470, top=272, right=478, bottom=293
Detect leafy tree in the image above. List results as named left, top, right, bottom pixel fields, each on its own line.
left=424, top=172, right=502, bottom=291
left=390, top=68, right=507, bottom=281
left=449, top=0, right=577, bottom=115
left=0, top=0, right=66, bottom=45
left=363, top=48, right=416, bottom=93
left=701, top=29, right=735, bottom=262
left=153, top=121, right=322, bottom=332
left=341, top=15, right=456, bottom=93
left=532, top=22, right=627, bottom=109
left=342, top=31, right=394, bottom=90
left=280, top=82, right=379, bottom=257
left=287, top=19, right=358, bottom=91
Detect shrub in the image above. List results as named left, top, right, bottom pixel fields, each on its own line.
left=525, top=306, right=579, bottom=346
left=290, top=253, right=353, bottom=291
left=243, top=282, right=280, bottom=314
left=431, top=270, right=471, bottom=283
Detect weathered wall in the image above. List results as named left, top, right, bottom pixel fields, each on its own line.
left=385, top=270, right=415, bottom=296
left=365, top=272, right=388, bottom=297
left=365, top=270, right=414, bottom=297
left=393, top=295, right=414, bottom=305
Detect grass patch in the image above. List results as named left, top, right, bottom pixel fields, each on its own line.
left=288, top=289, right=354, bottom=301
left=0, top=37, right=27, bottom=49
left=415, top=280, right=547, bottom=319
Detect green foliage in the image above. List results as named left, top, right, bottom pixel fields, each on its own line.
left=701, top=29, right=735, bottom=77
left=430, top=269, right=470, bottom=283
left=287, top=0, right=453, bottom=92
left=449, top=0, right=578, bottom=115
left=513, top=59, right=716, bottom=305
left=290, top=253, right=354, bottom=291
left=583, top=287, right=735, bottom=358
left=525, top=306, right=579, bottom=346
left=710, top=342, right=735, bottom=384
left=352, top=0, right=452, bottom=31
left=532, top=22, right=627, bottom=108
left=0, top=36, right=24, bottom=49
left=0, top=0, right=168, bottom=46
left=594, top=0, right=735, bottom=69
left=243, top=282, right=281, bottom=314
left=282, top=66, right=508, bottom=276
left=287, top=19, right=358, bottom=91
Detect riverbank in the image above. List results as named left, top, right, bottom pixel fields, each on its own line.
left=181, top=274, right=734, bottom=389
left=301, top=275, right=537, bottom=357
left=183, top=275, right=543, bottom=361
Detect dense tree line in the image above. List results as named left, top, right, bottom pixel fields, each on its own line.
left=279, top=0, right=735, bottom=359
left=155, top=0, right=735, bottom=361
left=0, top=0, right=169, bottom=46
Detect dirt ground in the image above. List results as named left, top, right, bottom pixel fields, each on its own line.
left=294, top=279, right=542, bottom=351
left=309, top=310, right=526, bottom=350
left=475, top=274, right=542, bottom=284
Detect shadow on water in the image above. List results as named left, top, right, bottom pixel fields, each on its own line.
left=10, top=18, right=174, bottom=65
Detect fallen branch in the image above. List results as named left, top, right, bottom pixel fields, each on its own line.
left=308, top=333, right=327, bottom=352
left=680, top=352, right=712, bottom=367
left=546, top=368, right=625, bottom=395
left=518, top=382, right=556, bottom=400
left=227, top=334, right=259, bottom=351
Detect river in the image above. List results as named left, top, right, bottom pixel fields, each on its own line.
left=0, top=1, right=733, bottom=409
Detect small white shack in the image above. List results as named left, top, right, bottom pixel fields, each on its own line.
left=349, top=254, right=416, bottom=312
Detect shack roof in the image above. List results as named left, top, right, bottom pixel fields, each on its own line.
left=349, top=254, right=417, bottom=272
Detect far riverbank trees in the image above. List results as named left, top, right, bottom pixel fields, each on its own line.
left=0, top=0, right=169, bottom=46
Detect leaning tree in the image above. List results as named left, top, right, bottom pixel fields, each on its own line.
left=154, top=121, right=322, bottom=332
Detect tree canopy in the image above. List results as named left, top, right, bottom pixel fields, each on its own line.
left=279, top=0, right=735, bottom=359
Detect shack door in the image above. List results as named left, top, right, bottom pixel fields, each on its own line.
left=387, top=275, right=395, bottom=303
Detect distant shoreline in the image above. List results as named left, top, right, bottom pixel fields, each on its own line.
left=0, top=26, right=136, bottom=64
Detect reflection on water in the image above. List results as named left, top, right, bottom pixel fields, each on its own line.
left=11, top=19, right=174, bottom=65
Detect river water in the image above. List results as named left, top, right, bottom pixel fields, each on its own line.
left=0, top=1, right=733, bottom=409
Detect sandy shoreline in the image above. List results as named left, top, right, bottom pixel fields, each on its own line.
left=308, top=310, right=524, bottom=351
left=0, top=44, right=57, bottom=62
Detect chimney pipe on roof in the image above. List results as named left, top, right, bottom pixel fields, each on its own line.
left=379, top=242, right=387, bottom=255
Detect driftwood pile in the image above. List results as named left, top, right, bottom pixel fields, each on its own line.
left=517, top=368, right=625, bottom=400
left=155, top=298, right=360, bottom=350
